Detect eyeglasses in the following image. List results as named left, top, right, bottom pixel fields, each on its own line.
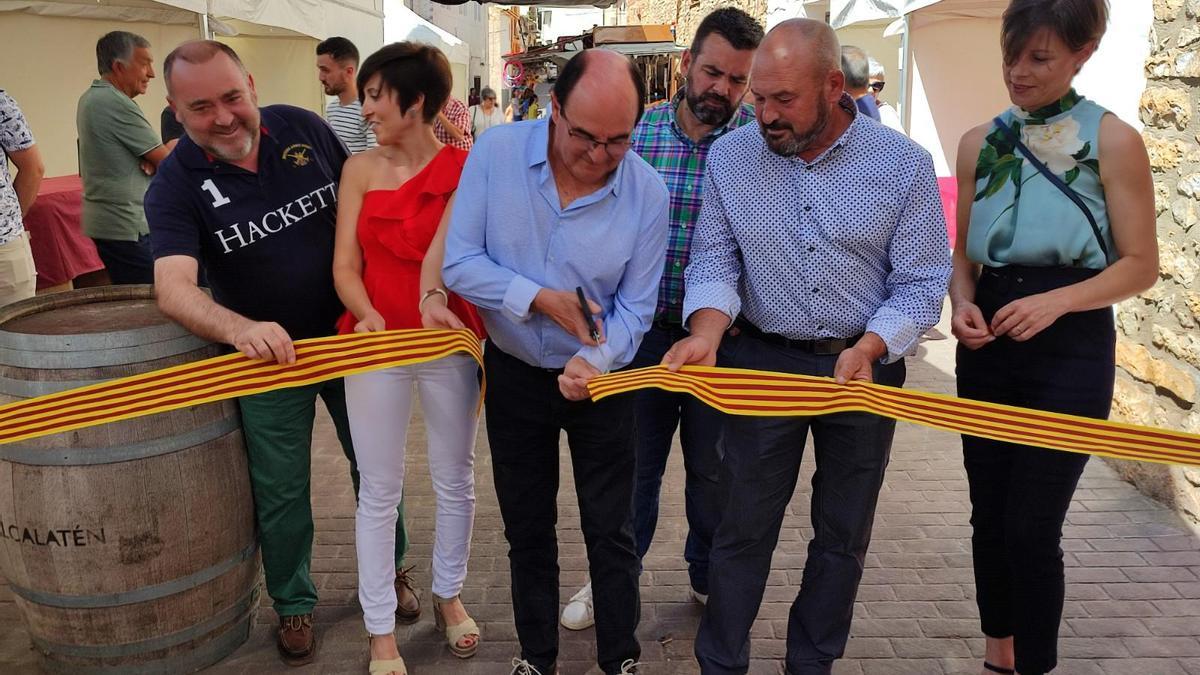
left=869, top=81, right=886, bottom=93
left=559, top=110, right=631, bottom=157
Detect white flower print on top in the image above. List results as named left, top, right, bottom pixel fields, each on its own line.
left=1020, top=115, right=1086, bottom=175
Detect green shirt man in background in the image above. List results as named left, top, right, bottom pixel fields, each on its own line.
left=76, top=30, right=173, bottom=284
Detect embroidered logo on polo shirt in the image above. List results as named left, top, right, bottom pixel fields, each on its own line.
left=282, top=144, right=313, bottom=168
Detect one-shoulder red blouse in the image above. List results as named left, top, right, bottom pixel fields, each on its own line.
left=337, top=146, right=485, bottom=339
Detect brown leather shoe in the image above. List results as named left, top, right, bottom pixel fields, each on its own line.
left=277, top=613, right=316, bottom=666
left=395, top=567, right=421, bottom=624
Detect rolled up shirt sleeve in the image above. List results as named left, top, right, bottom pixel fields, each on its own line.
left=682, top=168, right=742, bottom=328
left=575, top=190, right=669, bottom=373
left=865, top=148, right=951, bottom=362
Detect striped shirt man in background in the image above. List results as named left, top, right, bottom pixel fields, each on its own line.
left=316, top=36, right=376, bottom=153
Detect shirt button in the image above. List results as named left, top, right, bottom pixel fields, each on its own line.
left=808, top=246, right=816, bottom=253
left=812, top=288, right=819, bottom=293
left=803, top=206, right=812, bottom=212
left=817, top=325, right=825, bottom=331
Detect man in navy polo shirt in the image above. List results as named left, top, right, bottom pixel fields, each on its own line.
left=144, top=40, right=416, bottom=667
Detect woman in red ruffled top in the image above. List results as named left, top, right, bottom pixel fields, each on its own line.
left=331, top=42, right=484, bottom=675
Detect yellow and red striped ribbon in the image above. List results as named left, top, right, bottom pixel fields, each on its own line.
left=3, top=329, right=1198, bottom=469
left=0, top=329, right=483, bottom=446
left=588, top=365, right=1200, bottom=468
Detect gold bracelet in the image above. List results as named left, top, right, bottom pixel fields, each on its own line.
left=419, top=287, right=449, bottom=313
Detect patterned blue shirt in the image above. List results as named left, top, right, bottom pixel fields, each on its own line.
left=631, top=95, right=756, bottom=324
left=443, top=118, right=669, bottom=373
left=0, top=90, right=35, bottom=245
left=683, top=94, right=951, bottom=363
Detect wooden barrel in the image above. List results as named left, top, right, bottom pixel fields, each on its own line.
left=0, top=286, right=258, bottom=674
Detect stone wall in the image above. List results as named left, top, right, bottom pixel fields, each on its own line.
left=622, top=0, right=766, bottom=47
left=1110, top=0, right=1200, bottom=530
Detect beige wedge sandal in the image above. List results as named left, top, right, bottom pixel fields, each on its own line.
left=366, top=635, right=407, bottom=675
left=368, top=658, right=407, bottom=675
left=432, top=595, right=480, bottom=659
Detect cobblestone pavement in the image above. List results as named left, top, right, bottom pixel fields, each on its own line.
left=2, top=313, right=1199, bottom=674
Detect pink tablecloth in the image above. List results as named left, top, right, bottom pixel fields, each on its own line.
left=938, top=176, right=958, bottom=249
left=24, top=175, right=105, bottom=289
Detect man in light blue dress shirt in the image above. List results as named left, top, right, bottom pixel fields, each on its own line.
left=665, top=20, right=951, bottom=674
left=443, top=49, right=669, bottom=675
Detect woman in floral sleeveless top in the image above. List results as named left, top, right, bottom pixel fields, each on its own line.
left=948, top=1, right=1158, bottom=674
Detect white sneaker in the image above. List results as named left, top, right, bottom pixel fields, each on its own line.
left=560, top=582, right=594, bottom=630
left=690, top=587, right=708, bottom=605
left=510, top=658, right=543, bottom=675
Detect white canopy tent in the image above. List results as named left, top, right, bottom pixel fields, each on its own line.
left=0, top=0, right=383, bottom=51
left=431, top=0, right=615, bottom=6
left=829, top=0, right=1152, bottom=176
left=0, top=0, right=384, bottom=176
left=764, top=0, right=822, bottom=30
left=382, top=1, right=472, bottom=99
left=829, top=0, right=942, bottom=28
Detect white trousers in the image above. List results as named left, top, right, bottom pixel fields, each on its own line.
left=345, top=354, right=479, bottom=634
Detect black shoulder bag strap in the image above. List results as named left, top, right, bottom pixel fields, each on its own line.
left=992, top=116, right=1109, bottom=260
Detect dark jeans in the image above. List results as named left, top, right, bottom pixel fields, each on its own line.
left=695, top=333, right=904, bottom=675
left=92, top=234, right=154, bottom=285
left=631, top=323, right=726, bottom=592
left=957, top=265, right=1114, bottom=675
left=484, top=343, right=640, bottom=675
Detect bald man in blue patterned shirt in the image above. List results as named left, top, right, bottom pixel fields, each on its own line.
left=665, top=20, right=951, bottom=674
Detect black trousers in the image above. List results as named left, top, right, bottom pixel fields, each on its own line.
left=484, top=343, right=640, bottom=674
left=695, top=333, right=904, bottom=675
left=957, top=265, right=1115, bottom=675
left=631, top=323, right=726, bottom=592
left=92, top=234, right=154, bottom=285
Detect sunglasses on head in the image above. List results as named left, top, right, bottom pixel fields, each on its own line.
left=870, top=81, right=886, bottom=93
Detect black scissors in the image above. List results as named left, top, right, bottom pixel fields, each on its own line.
left=575, top=286, right=601, bottom=343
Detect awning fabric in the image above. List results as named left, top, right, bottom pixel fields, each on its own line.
left=829, top=0, right=946, bottom=28
left=598, top=41, right=684, bottom=57
left=383, top=2, right=469, bottom=66
left=0, top=0, right=383, bottom=39
left=0, top=0, right=216, bottom=29
left=430, top=0, right=614, bottom=6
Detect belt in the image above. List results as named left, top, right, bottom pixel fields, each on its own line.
left=737, top=321, right=861, bottom=356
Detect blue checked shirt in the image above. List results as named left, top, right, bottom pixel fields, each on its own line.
left=631, top=95, right=756, bottom=325
left=683, top=95, right=952, bottom=363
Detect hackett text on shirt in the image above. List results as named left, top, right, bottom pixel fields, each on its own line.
left=213, top=181, right=337, bottom=254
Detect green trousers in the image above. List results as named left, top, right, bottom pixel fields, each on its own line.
left=239, top=378, right=409, bottom=616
